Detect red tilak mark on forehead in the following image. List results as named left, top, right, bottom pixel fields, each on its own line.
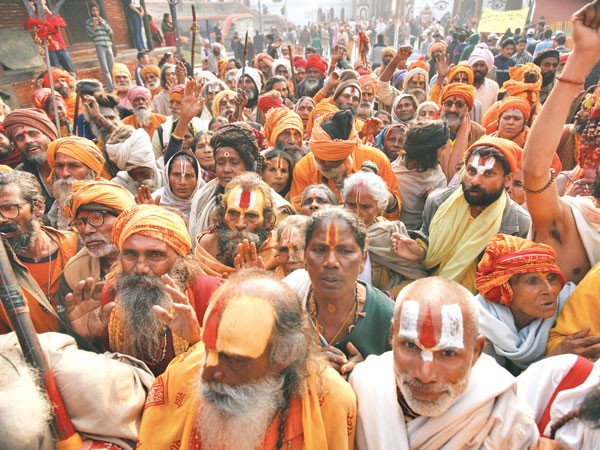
left=419, top=305, right=438, bottom=349
left=275, top=156, right=283, bottom=170
left=223, top=151, right=230, bottom=158
left=311, top=193, right=317, bottom=200
left=325, top=222, right=338, bottom=247
left=478, top=156, right=487, bottom=167
left=239, top=189, right=251, bottom=209
left=202, top=296, right=227, bottom=350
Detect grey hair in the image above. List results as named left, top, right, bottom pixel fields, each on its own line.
left=341, top=170, right=389, bottom=211
left=0, top=171, right=44, bottom=209
left=276, top=215, right=309, bottom=244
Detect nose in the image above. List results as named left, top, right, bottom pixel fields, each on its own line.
left=132, top=258, right=152, bottom=275
left=309, top=200, right=320, bottom=211
left=470, top=173, right=483, bottom=186
left=414, top=358, right=437, bottom=384
left=202, top=350, right=224, bottom=383
left=323, top=248, right=338, bottom=267
left=81, top=221, right=96, bottom=235
left=289, top=134, right=300, bottom=146
left=235, top=214, right=246, bottom=230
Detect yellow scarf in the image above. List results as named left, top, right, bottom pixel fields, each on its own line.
left=424, top=187, right=507, bottom=292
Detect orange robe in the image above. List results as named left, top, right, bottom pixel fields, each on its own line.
left=0, top=227, right=78, bottom=334
left=64, top=92, right=78, bottom=120
left=122, top=113, right=167, bottom=140
left=137, top=343, right=356, bottom=449
left=290, top=145, right=402, bottom=220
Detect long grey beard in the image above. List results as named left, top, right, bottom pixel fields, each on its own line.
left=197, top=375, right=284, bottom=450
left=134, top=107, right=153, bottom=128
left=217, top=228, right=270, bottom=267
left=1, top=219, right=39, bottom=254
left=53, top=174, right=93, bottom=230
left=115, top=273, right=173, bottom=361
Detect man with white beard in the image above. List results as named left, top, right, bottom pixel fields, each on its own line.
left=122, top=86, right=167, bottom=140
left=0, top=331, right=154, bottom=449
left=45, top=136, right=110, bottom=230
left=151, top=63, right=177, bottom=116
left=56, top=180, right=135, bottom=321
left=3, top=108, right=59, bottom=215
left=137, top=269, right=357, bottom=449
left=112, top=63, right=134, bottom=110
left=0, top=171, right=78, bottom=334
left=356, top=74, right=379, bottom=120
left=65, top=204, right=220, bottom=375
left=141, top=64, right=162, bottom=98
left=350, top=277, right=539, bottom=449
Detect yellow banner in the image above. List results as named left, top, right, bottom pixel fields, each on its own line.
left=478, top=8, right=530, bottom=34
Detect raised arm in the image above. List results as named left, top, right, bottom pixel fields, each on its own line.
left=523, top=1, right=600, bottom=226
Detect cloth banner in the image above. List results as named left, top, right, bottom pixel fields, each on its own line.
left=478, top=8, right=530, bottom=34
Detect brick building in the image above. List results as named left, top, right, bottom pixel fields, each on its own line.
left=0, top=0, right=155, bottom=108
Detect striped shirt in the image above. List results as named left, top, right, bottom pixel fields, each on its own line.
left=86, top=17, right=113, bottom=47
left=512, top=51, right=533, bottom=66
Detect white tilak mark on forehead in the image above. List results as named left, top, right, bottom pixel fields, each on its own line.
left=470, top=155, right=496, bottom=175
left=399, top=300, right=419, bottom=341
left=343, top=87, right=359, bottom=97
left=439, top=304, right=464, bottom=349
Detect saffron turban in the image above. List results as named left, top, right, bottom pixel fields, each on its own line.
left=359, top=74, right=378, bottom=95
left=440, top=83, right=476, bottom=109
left=141, top=65, right=161, bottom=79
left=293, top=57, right=306, bottom=70
left=235, top=67, right=262, bottom=92
left=253, top=53, right=274, bottom=68
left=271, top=58, right=291, bottom=77
left=381, top=47, right=397, bottom=58
left=429, top=41, right=447, bottom=55
left=464, top=135, right=522, bottom=174
left=310, top=111, right=360, bottom=162
left=105, top=128, right=156, bottom=171
left=211, top=89, right=236, bottom=118
left=305, top=54, right=328, bottom=76
left=112, top=204, right=191, bottom=256
left=263, top=107, right=303, bottom=147
left=63, top=179, right=135, bottom=220
left=2, top=108, right=58, bottom=142
left=407, top=59, right=429, bottom=72
left=257, top=95, right=284, bottom=115
left=46, top=136, right=108, bottom=181
left=476, top=234, right=566, bottom=307
left=306, top=100, right=338, bottom=136
left=42, top=68, right=74, bottom=89
left=468, top=48, right=494, bottom=71
left=217, top=59, right=229, bottom=74
left=403, top=67, right=429, bottom=93
left=498, top=97, right=531, bottom=122
left=508, top=63, right=541, bottom=82
left=31, top=88, right=52, bottom=109
left=448, top=63, right=474, bottom=85
left=112, top=63, right=131, bottom=79
left=127, top=86, right=151, bottom=105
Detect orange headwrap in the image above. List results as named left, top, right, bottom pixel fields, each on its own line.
left=408, top=58, right=429, bottom=72
left=440, top=83, right=476, bottom=110
left=500, top=63, right=542, bottom=103
left=476, top=234, right=566, bottom=307
left=464, top=135, right=522, bottom=174
left=217, top=59, right=229, bottom=75
left=508, top=63, right=541, bottom=82
left=358, top=74, right=378, bottom=95
left=429, top=42, right=447, bottom=55
left=211, top=89, right=236, bottom=118
left=253, top=53, right=274, bottom=69
left=42, top=68, right=74, bottom=89
left=306, top=100, right=338, bottom=136
left=112, top=204, right=192, bottom=256
left=263, top=107, right=304, bottom=147
left=63, top=179, right=135, bottom=220
left=46, top=136, right=109, bottom=182
left=309, top=112, right=360, bottom=161
left=112, top=63, right=131, bottom=79
left=141, top=64, right=161, bottom=80
left=448, top=63, right=474, bottom=85
left=381, top=47, right=397, bottom=58
left=498, top=97, right=531, bottom=122
left=31, top=88, right=52, bottom=110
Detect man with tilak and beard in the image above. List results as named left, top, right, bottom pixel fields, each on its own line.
left=65, top=204, right=220, bottom=375
left=0, top=171, right=78, bottom=334
left=122, top=86, right=167, bottom=139
left=137, top=269, right=356, bottom=450
left=195, top=173, right=279, bottom=279
left=391, top=135, right=530, bottom=293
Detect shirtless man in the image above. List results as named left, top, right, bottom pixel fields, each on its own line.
left=523, top=0, right=600, bottom=284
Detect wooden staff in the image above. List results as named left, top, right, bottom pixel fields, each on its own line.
left=240, top=30, right=249, bottom=78
left=190, top=5, right=197, bottom=73
left=287, top=44, right=297, bottom=100
left=0, top=239, right=81, bottom=446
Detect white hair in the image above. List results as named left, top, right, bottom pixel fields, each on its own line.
left=341, top=170, right=389, bottom=211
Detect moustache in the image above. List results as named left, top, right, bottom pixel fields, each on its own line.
left=0, top=223, right=18, bottom=234
left=464, top=185, right=485, bottom=194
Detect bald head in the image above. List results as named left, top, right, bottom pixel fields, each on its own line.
left=392, top=277, right=485, bottom=417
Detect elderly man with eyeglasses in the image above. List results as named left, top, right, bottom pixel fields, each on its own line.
left=0, top=170, right=78, bottom=334
left=55, top=180, right=136, bottom=325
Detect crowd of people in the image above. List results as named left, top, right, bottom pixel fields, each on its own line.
left=0, top=1, right=599, bottom=449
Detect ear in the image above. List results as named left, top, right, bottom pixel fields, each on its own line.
left=358, top=249, right=368, bottom=274
left=471, top=334, right=486, bottom=368
left=33, top=199, right=45, bottom=217
left=504, top=172, right=513, bottom=189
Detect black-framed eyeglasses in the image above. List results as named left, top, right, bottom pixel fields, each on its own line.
left=69, top=211, right=111, bottom=233
left=276, top=245, right=304, bottom=263
left=443, top=100, right=467, bottom=109
left=0, top=203, right=28, bottom=220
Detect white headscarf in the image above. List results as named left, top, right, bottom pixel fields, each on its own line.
left=105, top=128, right=157, bottom=171
left=235, top=67, right=262, bottom=92
left=271, top=58, right=291, bottom=77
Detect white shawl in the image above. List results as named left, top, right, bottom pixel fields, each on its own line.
left=477, top=282, right=576, bottom=370
left=349, top=352, right=538, bottom=450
